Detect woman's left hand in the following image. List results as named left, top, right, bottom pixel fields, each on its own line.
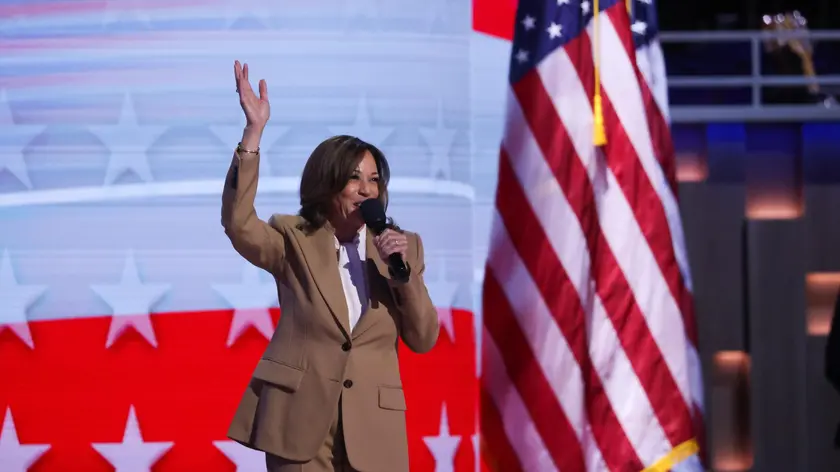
left=373, top=229, right=408, bottom=260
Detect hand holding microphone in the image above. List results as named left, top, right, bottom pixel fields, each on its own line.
left=360, top=199, right=411, bottom=281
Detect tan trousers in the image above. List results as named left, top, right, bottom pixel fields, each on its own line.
left=265, top=400, right=356, bottom=472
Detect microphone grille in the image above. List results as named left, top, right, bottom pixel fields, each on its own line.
left=359, top=199, right=387, bottom=231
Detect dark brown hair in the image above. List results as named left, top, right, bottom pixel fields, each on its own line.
left=297, top=135, right=396, bottom=233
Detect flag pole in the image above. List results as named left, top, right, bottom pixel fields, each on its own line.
left=592, top=0, right=607, bottom=145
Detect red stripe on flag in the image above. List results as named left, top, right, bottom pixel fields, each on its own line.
left=603, top=5, right=699, bottom=347
left=494, top=148, right=642, bottom=470
left=561, top=12, right=699, bottom=349
left=606, top=6, right=678, bottom=198
left=483, top=272, right=585, bottom=472
left=599, top=86, right=699, bottom=347
left=478, top=378, right=525, bottom=472
left=511, top=68, right=695, bottom=450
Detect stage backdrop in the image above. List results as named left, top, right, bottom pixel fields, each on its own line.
left=0, top=0, right=524, bottom=471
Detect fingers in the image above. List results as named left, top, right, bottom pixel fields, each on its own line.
left=234, top=61, right=241, bottom=92
left=376, top=230, right=408, bottom=256
left=259, top=79, right=268, bottom=102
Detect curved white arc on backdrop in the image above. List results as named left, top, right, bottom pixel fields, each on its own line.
left=0, top=176, right=475, bottom=208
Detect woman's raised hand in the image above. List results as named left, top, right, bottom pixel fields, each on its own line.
left=234, top=60, right=270, bottom=130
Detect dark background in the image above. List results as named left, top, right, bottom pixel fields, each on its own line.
left=660, top=0, right=840, bottom=31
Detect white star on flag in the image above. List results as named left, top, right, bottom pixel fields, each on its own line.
left=515, top=49, right=529, bottom=63
left=423, top=403, right=461, bottom=472
left=89, top=94, right=166, bottom=185
left=210, top=122, right=289, bottom=177
left=0, top=89, right=45, bottom=189
left=0, top=408, right=50, bottom=471
left=92, top=405, right=173, bottom=471
left=330, top=95, right=394, bottom=148
left=581, top=1, right=591, bottom=14
left=212, top=262, right=278, bottom=346
left=419, top=99, right=456, bottom=180
left=547, top=22, right=563, bottom=39
left=214, top=440, right=267, bottom=470
left=521, top=15, right=536, bottom=30
left=91, top=251, right=171, bottom=348
left=425, top=259, right=459, bottom=341
left=0, top=249, right=46, bottom=349
left=631, top=21, right=648, bottom=35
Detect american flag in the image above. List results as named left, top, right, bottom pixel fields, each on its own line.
left=479, top=0, right=705, bottom=470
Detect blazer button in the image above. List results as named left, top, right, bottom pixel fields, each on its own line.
left=343, top=379, right=353, bottom=388
left=342, top=341, right=351, bottom=352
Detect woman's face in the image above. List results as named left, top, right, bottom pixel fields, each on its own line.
left=331, top=151, right=380, bottom=230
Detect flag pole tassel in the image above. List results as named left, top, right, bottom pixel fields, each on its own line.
left=592, top=0, right=607, bottom=145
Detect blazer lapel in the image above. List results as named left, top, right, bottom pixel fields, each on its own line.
left=299, top=226, right=351, bottom=338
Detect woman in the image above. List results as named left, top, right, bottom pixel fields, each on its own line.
left=221, top=61, right=440, bottom=472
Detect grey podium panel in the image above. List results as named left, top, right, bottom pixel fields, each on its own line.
left=805, top=186, right=840, bottom=272
left=679, top=182, right=748, bottom=467
left=679, top=183, right=747, bottom=352
left=746, top=219, right=808, bottom=472
left=807, top=335, right=840, bottom=472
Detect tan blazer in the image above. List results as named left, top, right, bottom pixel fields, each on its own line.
left=220, top=151, right=440, bottom=471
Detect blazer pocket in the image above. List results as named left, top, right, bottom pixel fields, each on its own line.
left=252, top=359, right=305, bottom=393
left=378, top=385, right=407, bottom=411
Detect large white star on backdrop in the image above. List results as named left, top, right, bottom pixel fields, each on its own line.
left=89, top=94, right=167, bottom=185
left=329, top=95, right=394, bottom=148
left=91, top=405, right=173, bottom=471
left=212, top=262, right=278, bottom=346
left=0, top=249, right=47, bottom=349
left=425, top=258, right=459, bottom=341
left=213, top=440, right=266, bottom=471
left=0, top=408, right=51, bottom=472
left=90, top=251, right=171, bottom=348
left=0, top=88, right=46, bottom=189
left=419, top=99, right=457, bottom=180
left=423, top=403, right=462, bottom=472
left=425, top=0, right=454, bottom=31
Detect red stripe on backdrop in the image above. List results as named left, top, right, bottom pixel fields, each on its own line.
left=0, top=309, right=477, bottom=471
left=472, top=0, right=517, bottom=40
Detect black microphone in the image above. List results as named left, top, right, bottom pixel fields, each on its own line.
left=359, top=199, right=410, bottom=281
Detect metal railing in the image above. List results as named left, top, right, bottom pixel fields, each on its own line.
left=660, top=30, right=840, bottom=123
